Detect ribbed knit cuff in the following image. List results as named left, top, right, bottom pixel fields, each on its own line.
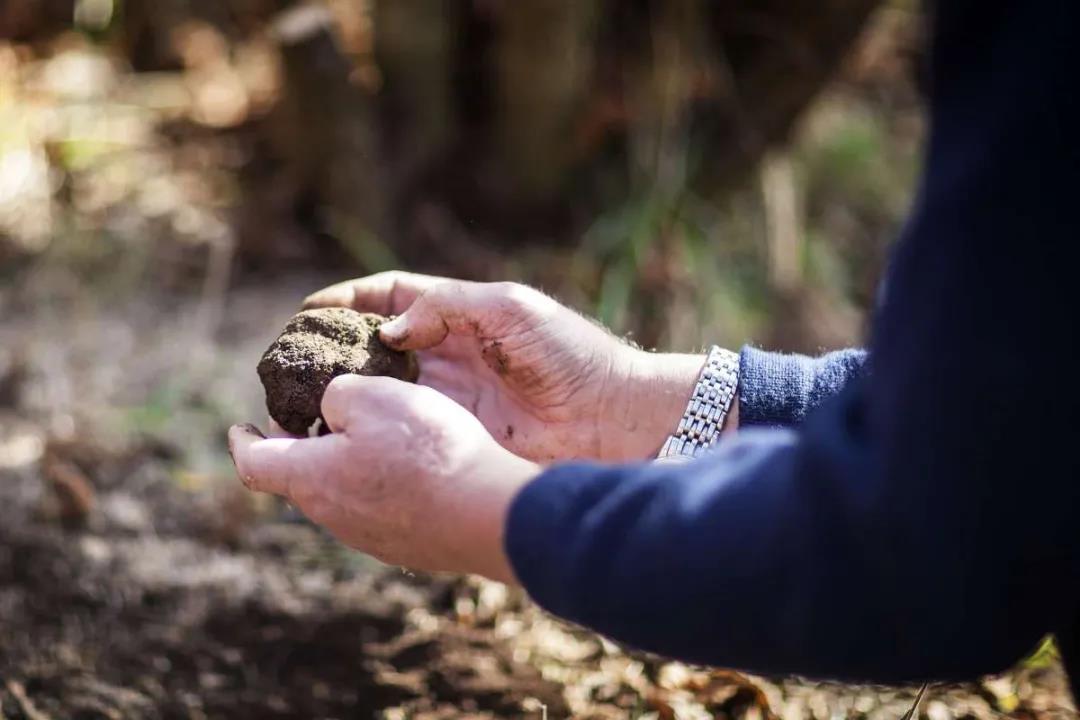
left=737, top=346, right=868, bottom=428
left=737, top=346, right=815, bottom=428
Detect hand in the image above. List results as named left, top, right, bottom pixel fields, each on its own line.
left=304, top=272, right=718, bottom=462
left=228, top=375, right=539, bottom=582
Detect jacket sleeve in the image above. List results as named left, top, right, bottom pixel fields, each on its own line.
left=505, top=0, right=1080, bottom=684
left=737, top=347, right=867, bottom=429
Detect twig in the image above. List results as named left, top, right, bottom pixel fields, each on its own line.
left=3, top=679, right=53, bottom=720
left=899, top=682, right=929, bottom=720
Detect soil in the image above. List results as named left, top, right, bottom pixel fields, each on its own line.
left=257, top=309, right=420, bottom=435
left=1, top=288, right=1075, bottom=720
left=0, top=429, right=568, bottom=720
left=0, top=423, right=1076, bottom=720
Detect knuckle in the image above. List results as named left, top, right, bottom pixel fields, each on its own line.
left=414, top=282, right=469, bottom=327
left=492, top=281, right=553, bottom=316
left=355, top=271, right=402, bottom=298
left=369, top=269, right=403, bottom=284
left=428, top=280, right=466, bottom=305
left=492, top=281, right=528, bottom=302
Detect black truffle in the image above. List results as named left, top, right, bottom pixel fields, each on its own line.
left=257, top=308, right=419, bottom=435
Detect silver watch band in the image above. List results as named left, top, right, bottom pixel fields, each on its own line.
left=656, top=346, right=740, bottom=460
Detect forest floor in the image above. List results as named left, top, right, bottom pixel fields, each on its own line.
left=0, top=281, right=1076, bottom=720
left=1, top=414, right=1075, bottom=720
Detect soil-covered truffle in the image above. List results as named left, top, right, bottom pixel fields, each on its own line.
left=258, top=308, right=419, bottom=435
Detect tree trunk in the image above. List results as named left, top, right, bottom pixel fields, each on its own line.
left=266, top=4, right=385, bottom=262
left=493, top=1, right=600, bottom=206
left=373, top=0, right=455, bottom=189
left=1, top=0, right=75, bottom=40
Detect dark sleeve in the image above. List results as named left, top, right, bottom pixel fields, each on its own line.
left=505, top=0, right=1080, bottom=684
left=737, top=347, right=867, bottom=429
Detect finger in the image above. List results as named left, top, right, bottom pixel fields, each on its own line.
left=320, top=374, right=415, bottom=433
left=380, top=281, right=529, bottom=351
left=228, top=424, right=338, bottom=498
left=302, top=271, right=445, bottom=316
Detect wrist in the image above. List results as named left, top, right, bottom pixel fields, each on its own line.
left=468, top=448, right=540, bottom=584
left=600, top=347, right=742, bottom=461
left=597, top=349, right=702, bottom=461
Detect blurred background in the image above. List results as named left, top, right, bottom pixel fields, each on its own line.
left=0, top=0, right=926, bottom=473
left=2, top=2, right=1072, bottom=718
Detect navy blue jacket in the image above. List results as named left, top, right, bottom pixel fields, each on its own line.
left=505, top=0, right=1080, bottom=692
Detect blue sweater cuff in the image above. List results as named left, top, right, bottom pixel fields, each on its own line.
left=738, top=346, right=867, bottom=428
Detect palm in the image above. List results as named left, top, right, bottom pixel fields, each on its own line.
left=412, top=330, right=602, bottom=462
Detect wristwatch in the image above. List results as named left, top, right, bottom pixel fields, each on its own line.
left=656, top=346, right=740, bottom=461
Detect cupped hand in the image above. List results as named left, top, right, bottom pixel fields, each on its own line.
left=304, top=272, right=706, bottom=462
left=229, top=375, right=538, bottom=581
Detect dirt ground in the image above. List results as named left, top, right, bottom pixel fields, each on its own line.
left=0, top=283, right=1076, bottom=719
left=0, top=425, right=567, bottom=719
left=1, top=414, right=1077, bottom=720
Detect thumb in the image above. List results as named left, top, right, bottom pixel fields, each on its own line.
left=379, top=281, right=490, bottom=350
left=228, top=423, right=338, bottom=499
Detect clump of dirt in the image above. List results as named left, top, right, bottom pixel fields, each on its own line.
left=257, top=308, right=419, bottom=435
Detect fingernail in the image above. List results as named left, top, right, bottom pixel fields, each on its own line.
left=380, top=316, right=408, bottom=345
left=239, top=422, right=266, bottom=439
left=302, top=287, right=345, bottom=309
left=301, top=291, right=327, bottom=309
left=227, top=424, right=263, bottom=490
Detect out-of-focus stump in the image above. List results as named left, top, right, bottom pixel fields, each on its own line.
left=493, top=2, right=600, bottom=209
left=266, top=5, right=385, bottom=258
left=376, top=0, right=886, bottom=245
left=0, top=0, right=75, bottom=41
left=373, top=0, right=455, bottom=196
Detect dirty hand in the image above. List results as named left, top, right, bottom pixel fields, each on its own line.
left=228, top=375, right=537, bottom=582
left=304, top=271, right=711, bottom=462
